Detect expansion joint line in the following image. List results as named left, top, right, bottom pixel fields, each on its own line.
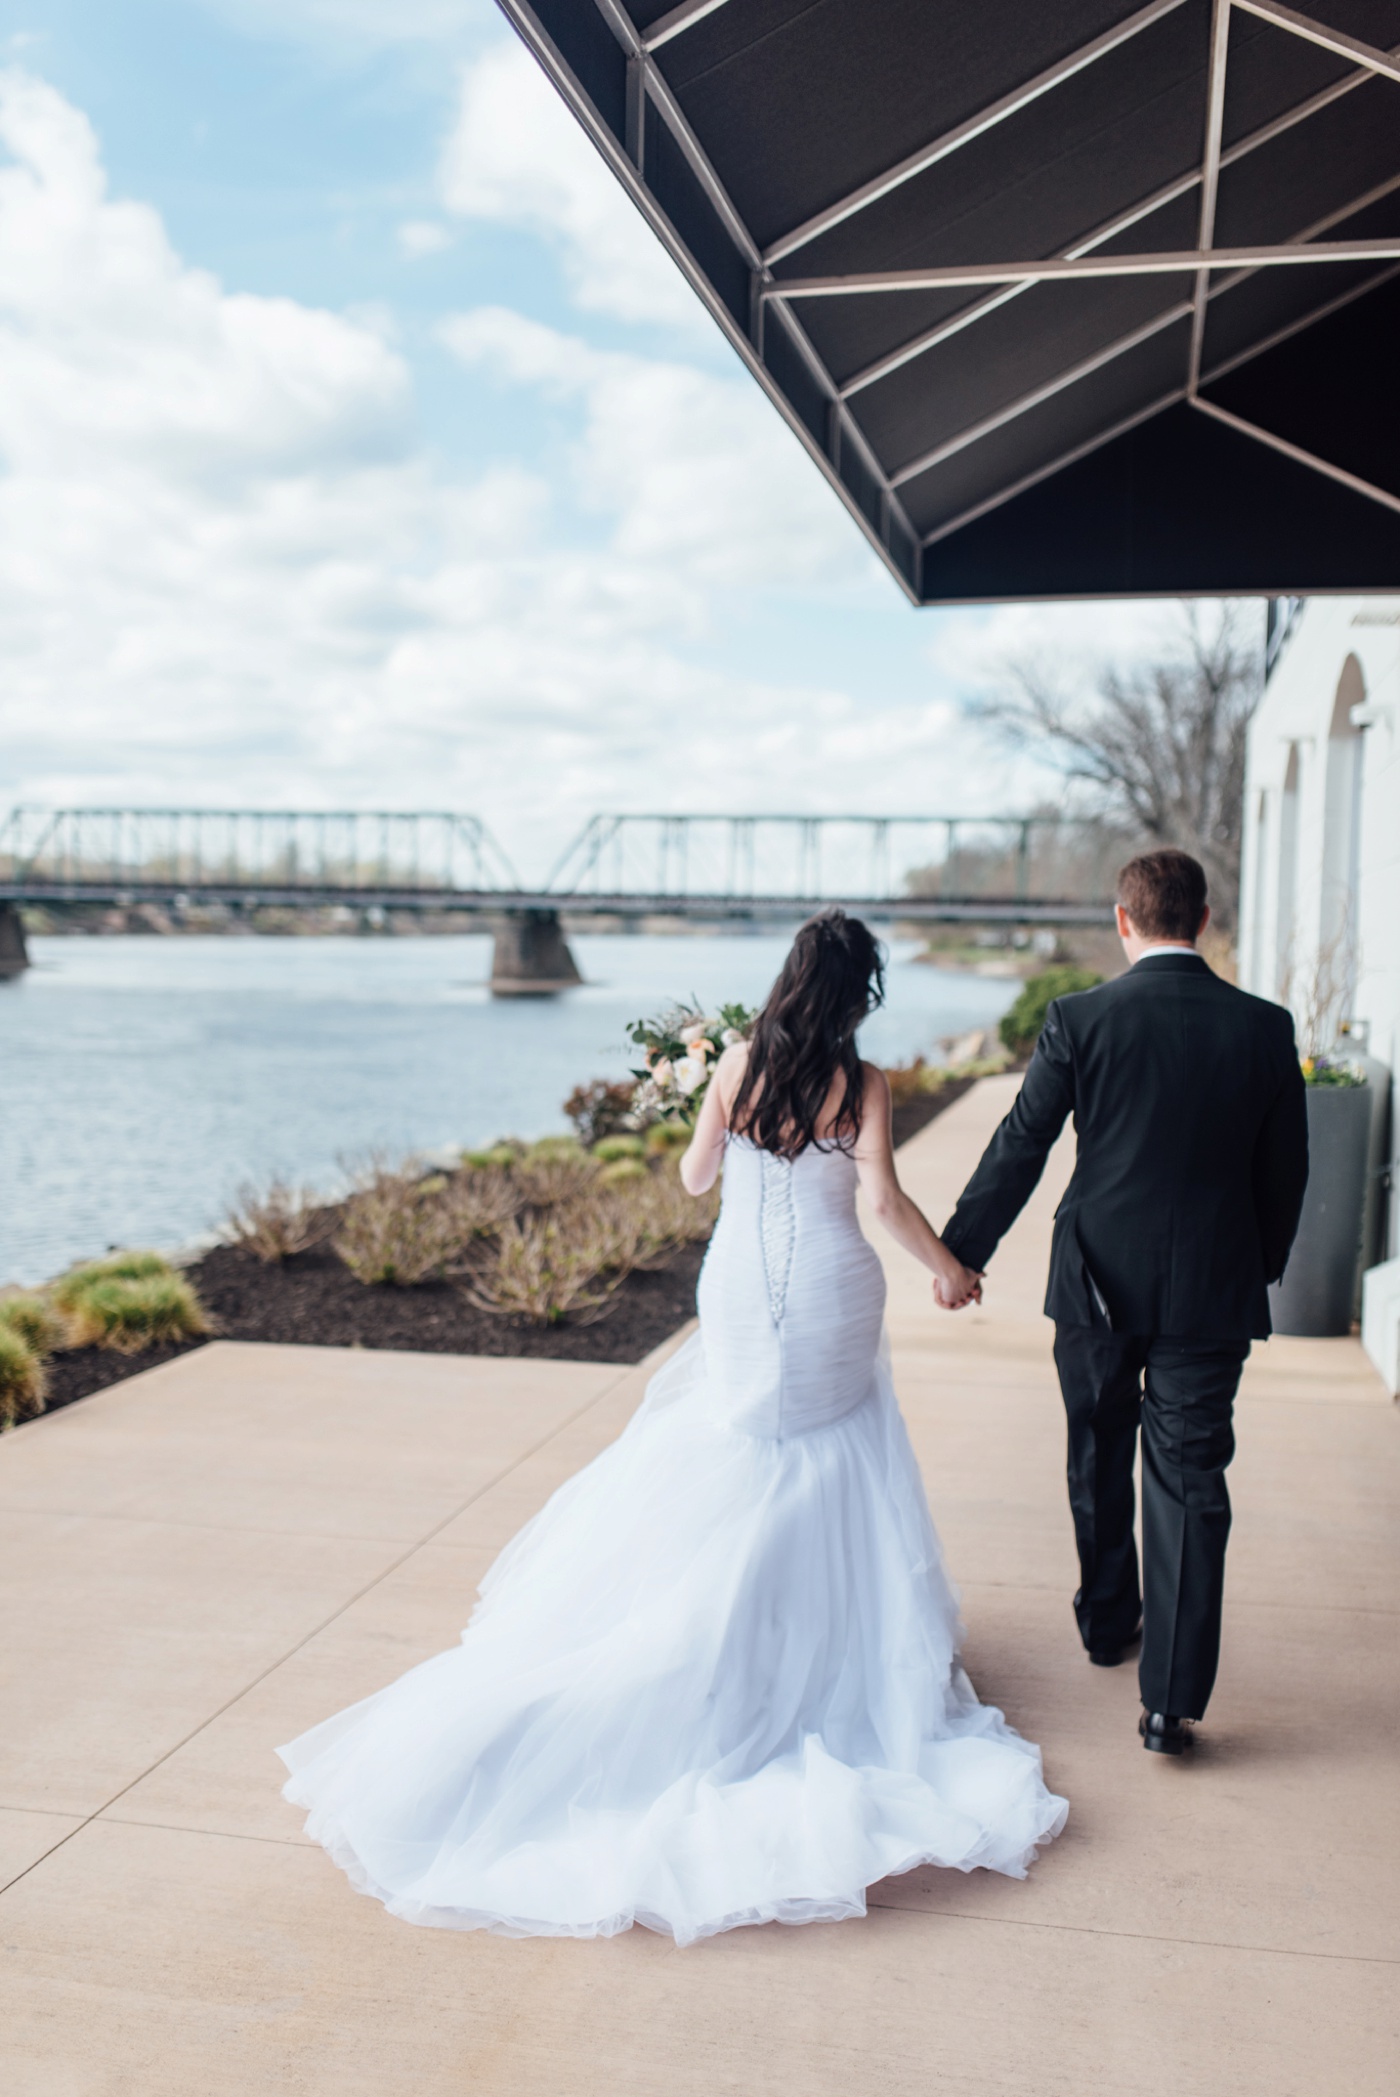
left=0, top=1367, right=642, bottom=1904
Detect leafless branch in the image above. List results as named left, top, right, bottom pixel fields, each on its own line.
left=972, top=605, right=1262, bottom=929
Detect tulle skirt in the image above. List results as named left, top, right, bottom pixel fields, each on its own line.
left=277, top=1332, right=1067, bottom=1945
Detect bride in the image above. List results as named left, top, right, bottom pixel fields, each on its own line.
left=278, top=911, right=1067, bottom=1944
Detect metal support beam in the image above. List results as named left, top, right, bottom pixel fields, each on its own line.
left=1232, top=0, right=1400, bottom=87
left=840, top=34, right=1400, bottom=398
left=762, top=0, right=1189, bottom=265
left=771, top=237, right=1400, bottom=297
left=625, top=53, right=646, bottom=171
left=891, top=298, right=1194, bottom=488
left=921, top=387, right=1187, bottom=546
left=1188, top=0, right=1233, bottom=393
left=642, top=0, right=734, bottom=52
left=1199, top=254, right=1400, bottom=387
left=1188, top=394, right=1400, bottom=517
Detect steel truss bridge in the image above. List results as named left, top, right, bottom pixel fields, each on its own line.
left=0, top=807, right=1126, bottom=989
left=0, top=807, right=1120, bottom=925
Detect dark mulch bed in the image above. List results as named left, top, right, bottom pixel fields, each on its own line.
left=889, top=1074, right=974, bottom=1151
left=35, top=1074, right=979, bottom=1419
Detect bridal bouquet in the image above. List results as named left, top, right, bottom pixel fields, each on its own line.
left=627, top=1001, right=755, bottom=1125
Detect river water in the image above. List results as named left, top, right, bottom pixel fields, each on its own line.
left=0, top=931, right=1017, bottom=1285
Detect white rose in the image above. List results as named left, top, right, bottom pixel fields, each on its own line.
left=720, top=1028, right=744, bottom=1047
left=678, top=1021, right=708, bottom=1045
left=652, top=1057, right=674, bottom=1086
left=674, top=1053, right=708, bottom=1095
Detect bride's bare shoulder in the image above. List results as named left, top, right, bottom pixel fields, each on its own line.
left=714, top=1039, right=750, bottom=1111
left=851, top=1063, right=892, bottom=1150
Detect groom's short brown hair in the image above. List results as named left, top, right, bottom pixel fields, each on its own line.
left=1117, top=849, right=1208, bottom=942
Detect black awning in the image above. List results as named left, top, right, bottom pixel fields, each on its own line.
left=497, top=0, right=1400, bottom=601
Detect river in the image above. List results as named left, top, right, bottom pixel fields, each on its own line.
left=0, top=931, right=1018, bottom=1285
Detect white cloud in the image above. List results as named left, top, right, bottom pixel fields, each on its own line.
left=438, top=306, right=859, bottom=595
left=438, top=40, right=706, bottom=333
left=0, top=66, right=967, bottom=878
left=191, top=0, right=484, bottom=46
left=397, top=218, right=453, bottom=257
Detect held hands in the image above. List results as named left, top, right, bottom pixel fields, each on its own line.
left=932, top=1258, right=983, bottom=1311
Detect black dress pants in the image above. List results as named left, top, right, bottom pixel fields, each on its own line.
left=1052, top=1327, right=1249, bottom=1721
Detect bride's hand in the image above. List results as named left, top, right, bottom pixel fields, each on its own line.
left=932, top=1259, right=982, bottom=1310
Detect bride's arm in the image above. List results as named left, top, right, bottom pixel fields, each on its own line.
left=679, top=1043, right=747, bottom=1195
left=853, top=1066, right=982, bottom=1308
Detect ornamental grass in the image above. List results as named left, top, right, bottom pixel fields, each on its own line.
left=441, top=1164, right=524, bottom=1240
left=0, top=1324, right=46, bottom=1429
left=0, top=1292, right=70, bottom=1357
left=628, top=1163, right=720, bottom=1269
left=65, top=1270, right=209, bottom=1354
left=51, top=1248, right=172, bottom=1313
left=514, top=1150, right=602, bottom=1210
left=335, top=1168, right=459, bottom=1286
left=466, top=1213, right=627, bottom=1326
left=225, top=1179, right=336, bottom=1262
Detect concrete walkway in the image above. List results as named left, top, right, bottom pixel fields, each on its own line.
left=2, top=1078, right=1396, bottom=2094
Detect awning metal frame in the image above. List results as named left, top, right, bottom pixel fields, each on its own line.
left=498, top=0, right=1400, bottom=599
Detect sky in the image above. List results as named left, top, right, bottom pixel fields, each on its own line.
left=0, top=0, right=1202, bottom=880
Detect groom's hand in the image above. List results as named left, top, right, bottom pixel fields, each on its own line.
left=933, top=1264, right=983, bottom=1311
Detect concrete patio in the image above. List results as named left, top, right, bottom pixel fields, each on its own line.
left=2, top=1076, right=1396, bottom=2094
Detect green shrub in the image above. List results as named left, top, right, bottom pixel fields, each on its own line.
left=461, top=1143, right=521, bottom=1171
left=0, top=1293, right=69, bottom=1357
left=52, top=1249, right=171, bottom=1312
left=67, top=1272, right=209, bottom=1354
left=0, top=1325, right=46, bottom=1428
left=999, top=967, right=1103, bottom=1054
left=525, top=1135, right=585, bottom=1163
left=597, top=1157, right=650, bottom=1188
left=593, top=1133, right=646, bottom=1162
left=643, top=1121, right=691, bottom=1156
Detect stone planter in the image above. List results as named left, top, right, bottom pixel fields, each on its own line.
left=1270, top=1082, right=1372, bottom=1337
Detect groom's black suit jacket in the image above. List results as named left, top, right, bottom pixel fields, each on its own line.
left=941, top=954, right=1309, bottom=1339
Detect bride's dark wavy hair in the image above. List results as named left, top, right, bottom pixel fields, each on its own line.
left=731, top=911, right=885, bottom=1159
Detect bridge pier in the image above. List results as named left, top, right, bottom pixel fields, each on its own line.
left=0, top=903, right=28, bottom=978
left=489, top=909, right=582, bottom=997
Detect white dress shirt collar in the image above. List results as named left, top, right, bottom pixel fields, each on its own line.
left=1133, top=943, right=1203, bottom=964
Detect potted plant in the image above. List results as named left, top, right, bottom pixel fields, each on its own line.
left=1269, top=1053, right=1371, bottom=1337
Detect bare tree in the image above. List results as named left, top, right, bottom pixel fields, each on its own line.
left=973, top=606, right=1262, bottom=929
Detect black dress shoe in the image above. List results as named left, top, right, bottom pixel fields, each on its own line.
left=1087, top=1620, right=1143, bottom=1667
left=1139, top=1710, right=1193, bottom=1755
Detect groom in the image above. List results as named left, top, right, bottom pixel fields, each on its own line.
left=939, top=849, right=1308, bottom=1754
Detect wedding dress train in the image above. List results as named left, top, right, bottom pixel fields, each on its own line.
left=278, top=1135, right=1067, bottom=1944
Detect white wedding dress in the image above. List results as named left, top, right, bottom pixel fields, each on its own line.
left=278, top=1135, right=1067, bottom=1944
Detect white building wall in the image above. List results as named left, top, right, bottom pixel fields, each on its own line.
left=1240, top=596, right=1400, bottom=1272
